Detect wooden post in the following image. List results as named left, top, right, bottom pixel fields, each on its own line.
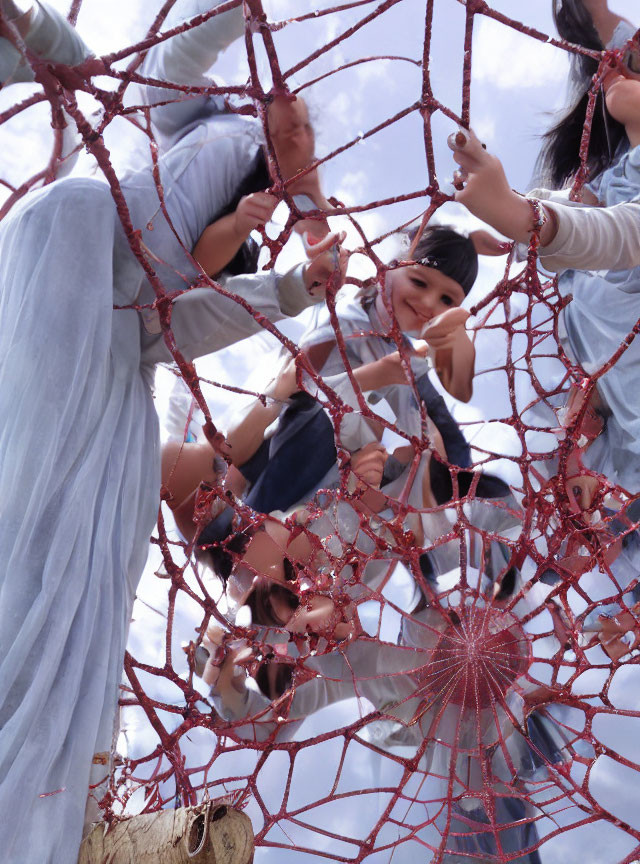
left=78, top=803, right=254, bottom=864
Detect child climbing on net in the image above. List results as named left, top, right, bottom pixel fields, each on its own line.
left=448, top=41, right=640, bottom=555
left=139, top=0, right=333, bottom=281
left=0, top=1, right=347, bottom=860
left=169, top=223, right=514, bottom=564
left=446, top=19, right=640, bottom=642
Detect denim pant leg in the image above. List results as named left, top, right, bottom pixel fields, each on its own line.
left=244, top=395, right=337, bottom=514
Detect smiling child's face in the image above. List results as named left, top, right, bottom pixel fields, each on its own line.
left=388, top=263, right=465, bottom=334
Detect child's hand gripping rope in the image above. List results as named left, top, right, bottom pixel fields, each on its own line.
left=303, top=230, right=348, bottom=297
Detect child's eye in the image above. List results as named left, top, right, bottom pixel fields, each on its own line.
left=410, top=276, right=426, bottom=288
left=441, top=295, right=454, bottom=307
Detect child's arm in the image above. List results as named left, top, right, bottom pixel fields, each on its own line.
left=0, top=1, right=91, bottom=85
left=225, top=357, right=299, bottom=468
left=142, top=233, right=346, bottom=365
left=192, top=192, right=278, bottom=278
left=205, top=631, right=420, bottom=742
left=421, top=308, right=474, bottom=403
left=203, top=634, right=363, bottom=741
left=449, top=128, right=640, bottom=273
left=139, top=0, right=244, bottom=139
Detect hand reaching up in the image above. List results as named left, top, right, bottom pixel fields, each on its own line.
left=420, top=307, right=470, bottom=352
left=303, top=230, right=348, bottom=297
left=234, top=192, right=279, bottom=236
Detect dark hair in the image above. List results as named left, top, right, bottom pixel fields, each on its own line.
left=493, top=566, right=518, bottom=602
left=255, top=655, right=294, bottom=699
left=197, top=526, right=252, bottom=582
left=210, top=147, right=272, bottom=276
left=408, top=225, right=478, bottom=295
left=245, top=563, right=300, bottom=627
left=537, top=1, right=627, bottom=188
left=537, top=83, right=626, bottom=189
left=554, top=0, right=603, bottom=78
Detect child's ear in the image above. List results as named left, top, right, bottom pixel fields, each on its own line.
left=469, top=229, right=510, bottom=257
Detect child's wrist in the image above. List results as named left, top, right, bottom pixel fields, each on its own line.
left=505, top=192, right=538, bottom=243
left=377, top=355, right=402, bottom=387
left=232, top=210, right=252, bottom=241
left=514, top=196, right=559, bottom=247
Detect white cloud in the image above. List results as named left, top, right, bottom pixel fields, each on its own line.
left=473, top=16, right=569, bottom=91
left=355, top=57, right=391, bottom=85
left=471, top=114, right=496, bottom=146
left=334, top=168, right=369, bottom=205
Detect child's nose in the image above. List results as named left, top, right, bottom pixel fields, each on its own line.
left=417, top=298, right=434, bottom=320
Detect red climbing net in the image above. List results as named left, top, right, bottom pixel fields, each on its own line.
left=2, top=1, right=640, bottom=862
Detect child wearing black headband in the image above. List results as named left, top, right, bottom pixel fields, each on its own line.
left=171, top=224, right=510, bottom=573
left=254, top=223, right=508, bottom=510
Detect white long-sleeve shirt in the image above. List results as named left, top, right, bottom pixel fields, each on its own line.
left=533, top=190, right=640, bottom=273
left=139, top=0, right=249, bottom=149
left=0, top=0, right=91, bottom=84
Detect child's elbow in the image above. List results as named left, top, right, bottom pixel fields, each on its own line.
left=459, top=383, right=473, bottom=403
left=447, top=379, right=473, bottom=403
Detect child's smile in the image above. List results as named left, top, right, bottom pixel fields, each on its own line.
left=387, top=263, right=465, bottom=334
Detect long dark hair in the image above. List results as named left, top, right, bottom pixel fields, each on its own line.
left=554, top=0, right=602, bottom=78
left=537, top=0, right=626, bottom=188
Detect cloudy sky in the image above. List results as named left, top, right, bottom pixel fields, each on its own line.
left=3, top=2, right=640, bottom=862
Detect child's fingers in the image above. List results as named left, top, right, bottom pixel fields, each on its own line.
left=421, top=307, right=469, bottom=339
left=447, top=126, right=487, bottom=159
left=411, top=342, right=430, bottom=359
left=246, top=201, right=277, bottom=223
left=307, top=230, right=347, bottom=259
left=236, top=192, right=278, bottom=229
left=275, top=357, right=300, bottom=398
left=354, top=456, right=386, bottom=486
left=452, top=169, right=468, bottom=191
left=255, top=190, right=278, bottom=207
left=470, top=229, right=510, bottom=257
left=451, top=149, right=480, bottom=171
left=352, top=442, right=388, bottom=485
left=422, top=333, right=454, bottom=351
left=205, top=623, right=226, bottom=646
left=245, top=191, right=277, bottom=210
left=202, top=656, right=221, bottom=687
left=304, top=242, right=348, bottom=291
left=255, top=199, right=278, bottom=217
left=358, top=442, right=387, bottom=457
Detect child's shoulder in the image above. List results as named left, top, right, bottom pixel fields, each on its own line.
left=298, top=292, right=372, bottom=345
left=336, top=291, right=374, bottom=327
